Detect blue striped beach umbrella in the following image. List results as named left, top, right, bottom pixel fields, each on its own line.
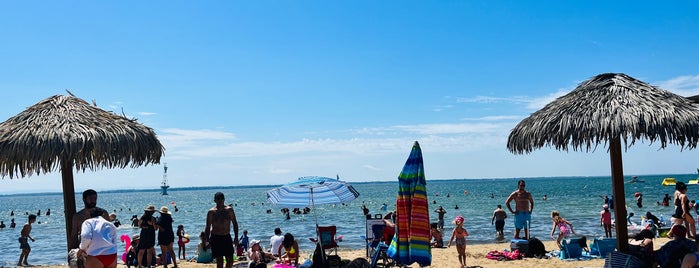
left=267, top=176, right=360, bottom=261
left=266, top=176, right=360, bottom=226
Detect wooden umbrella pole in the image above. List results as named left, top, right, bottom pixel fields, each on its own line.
left=610, top=137, right=629, bottom=252
left=61, top=160, right=77, bottom=252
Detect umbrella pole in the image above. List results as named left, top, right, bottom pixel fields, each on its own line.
left=610, top=137, right=629, bottom=252
left=61, top=161, right=77, bottom=252
left=310, top=188, right=327, bottom=263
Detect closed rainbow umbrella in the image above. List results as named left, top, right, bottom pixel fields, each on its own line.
left=387, top=141, right=431, bottom=266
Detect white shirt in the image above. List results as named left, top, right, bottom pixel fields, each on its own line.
left=269, top=234, right=284, bottom=255
left=79, top=216, right=117, bottom=256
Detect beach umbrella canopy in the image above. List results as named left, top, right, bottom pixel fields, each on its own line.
left=387, top=141, right=431, bottom=266
left=507, top=73, right=699, bottom=252
left=0, top=94, right=164, bottom=251
left=266, top=176, right=360, bottom=210
left=266, top=176, right=359, bottom=262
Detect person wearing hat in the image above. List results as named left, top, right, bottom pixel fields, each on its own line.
left=126, top=235, right=140, bottom=268
left=247, top=239, right=272, bottom=268
left=600, top=204, right=612, bottom=238
left=157, top=206, right=177, bottom=268
left=138, top=205, right=157, bottom=268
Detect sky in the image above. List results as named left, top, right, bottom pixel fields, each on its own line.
left=0, top=1, right=698, bottom=194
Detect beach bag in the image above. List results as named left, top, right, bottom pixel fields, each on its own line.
left=528, top=237, right=547, bottom=257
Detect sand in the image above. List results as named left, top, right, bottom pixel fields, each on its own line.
left=34, top=237, right=672, bottom=268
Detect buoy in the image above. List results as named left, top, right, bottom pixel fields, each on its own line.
left=171, top=201, right=175, bottom=205
left=463, top=190, right=469, bottom=195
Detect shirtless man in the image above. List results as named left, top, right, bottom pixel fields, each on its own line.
left=204, top=192, right=239, bottom=268
left=491, top=205, right=508, bottom=238
left=70, top=189, right=109, bottom=250
left=505, top=180, right=534, bottom=239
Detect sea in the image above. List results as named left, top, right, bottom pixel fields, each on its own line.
left=0, top=174, right=696, bottom=266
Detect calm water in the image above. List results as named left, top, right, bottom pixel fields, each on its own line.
left=0, top=174, right=695, bottom=265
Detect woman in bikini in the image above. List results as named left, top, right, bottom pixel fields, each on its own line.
left=447, top=215, right=469, bottom=268
left=277, top=233, right=299, bottom=266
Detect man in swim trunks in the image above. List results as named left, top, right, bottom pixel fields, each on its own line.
left=491, top=205, right=507, bottom=238
left=204, top=192, right=239, bottom=268
left=434, top=206, right=447, bottom=230
left=505, top=180, right=534, bottom=239
left=70, top=189, right=109, bottom=250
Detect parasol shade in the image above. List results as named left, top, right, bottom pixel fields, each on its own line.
left=507, top=73, right=699, bottom=252
left=0, top=94, right=164, bottom=251
left=387, top=141, right=431, bottom=266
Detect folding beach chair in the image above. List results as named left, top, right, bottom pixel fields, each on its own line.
left=311, top=226, right=339, bottom=257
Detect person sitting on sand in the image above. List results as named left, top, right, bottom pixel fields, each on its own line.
left=277, top=233, right=299, bottom=266
left=430, top=223, right=444, bottom=248
left=630, top=229, right=654, bottom=266
left=655, top=224, right=695, bottom=268
left=550, top=210, right=576, bottom=248
left=192, top=232, right=213, bottom=263
left=247, top=239, right=272, bottom=268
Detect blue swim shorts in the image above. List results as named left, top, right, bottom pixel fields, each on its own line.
left=514, top=211, right=531, bottom=229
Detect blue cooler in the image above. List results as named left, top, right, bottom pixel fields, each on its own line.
left=510, top=239, right=529, bottom=256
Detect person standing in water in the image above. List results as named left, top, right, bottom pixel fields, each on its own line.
left=491, top=205, right=507, bottom=238
left=506, top=180, right=534, bottom=239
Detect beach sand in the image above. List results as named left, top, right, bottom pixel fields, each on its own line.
left=33, top=237, right=672, bottom=268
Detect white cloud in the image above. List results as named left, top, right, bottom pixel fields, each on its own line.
left=525, top=88, right=570, bottom=110
left=656, top=75, right=699, bottom=96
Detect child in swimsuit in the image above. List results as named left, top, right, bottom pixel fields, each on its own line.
left=550, top=210, right=576, bottom=248
left=447, top=215, right=469, bottom=268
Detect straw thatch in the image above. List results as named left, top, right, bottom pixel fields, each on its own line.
left=0, top=93, right=163, bottom=251
left=508, top=73, right=699, bottom=154
left=507, top=73, right=699, bottom=252
left=0, top=94, right=164, bottom=178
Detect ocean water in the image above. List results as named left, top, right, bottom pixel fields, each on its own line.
left=0, top=174, right=695, bottom=266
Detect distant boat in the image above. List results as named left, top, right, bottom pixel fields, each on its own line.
left=161, top=163, right=170, bottom=195
left=626, top=176, right=645, bottom=184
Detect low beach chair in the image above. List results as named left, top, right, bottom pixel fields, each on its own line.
left=318, top=225, right=339, bottom=256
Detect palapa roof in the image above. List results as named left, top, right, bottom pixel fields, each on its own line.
left=0, top=94, right=164, bottom=178
left=507, top=73, right=699, bottom=154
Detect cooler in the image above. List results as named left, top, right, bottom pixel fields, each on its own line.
left=510, top=239, right=529, bottom=256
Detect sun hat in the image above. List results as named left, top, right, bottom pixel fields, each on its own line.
left=132, top=234, right=140, bottom=241
left=144, top=205, right=156, bottom=212
left=159, top=206, right=171, bottom=214
left=250, top=239, right=261, bottom=247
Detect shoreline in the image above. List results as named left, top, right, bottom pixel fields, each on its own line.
left=27, top=237, right=673, bottom=268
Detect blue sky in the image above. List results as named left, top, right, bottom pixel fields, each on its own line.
left=1, top=1, right=698, bottom=194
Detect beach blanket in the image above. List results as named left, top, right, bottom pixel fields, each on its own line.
left=486, top=249, right=523, bottom=261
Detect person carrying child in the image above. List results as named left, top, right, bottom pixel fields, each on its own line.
left=550, top=210, right=576, bottom=248
left=447, top=215, right=469, bottom=268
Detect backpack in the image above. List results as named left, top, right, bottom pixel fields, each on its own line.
left=528, top=237, right=547, bottom=257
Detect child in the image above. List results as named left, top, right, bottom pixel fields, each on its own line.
left=447, top=215, right=468, bottom=268
left=550, top=210, right=576, bottom=248
left=238, top=229, right=249, bottom=260
left=430, top=223, right=444, bottom=248
left=18, top=214, right=36, bottom=266
left=176, top=225, right=186, bottom=260
left=600, top=205, right=612, bottom=238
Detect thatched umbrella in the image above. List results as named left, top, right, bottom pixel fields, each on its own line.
left=507, top=73, right=699, bottom=252
left=0, top=93, right=164, bottom=251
